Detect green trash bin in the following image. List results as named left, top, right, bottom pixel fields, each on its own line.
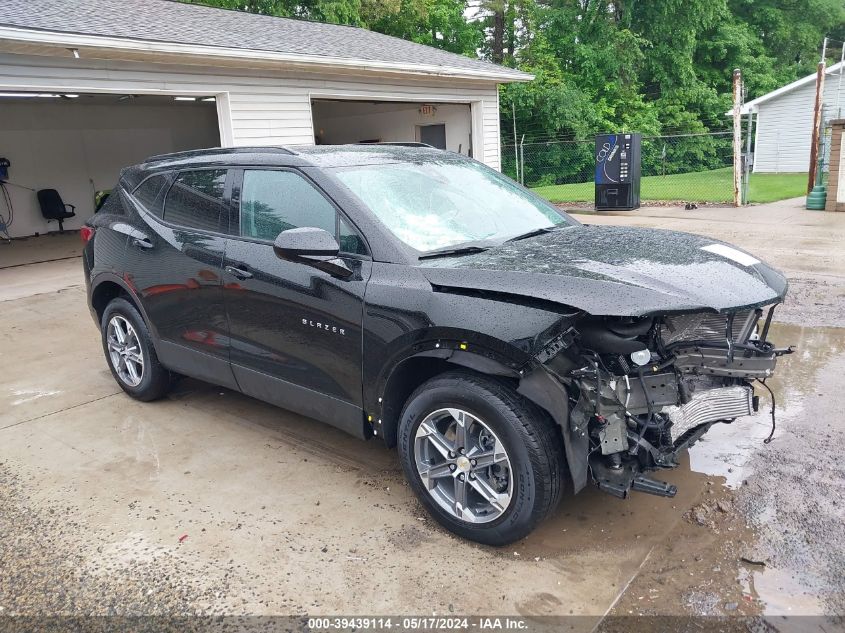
left=806, top=184, right=827, bottom=210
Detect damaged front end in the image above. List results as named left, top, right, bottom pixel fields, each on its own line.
left=532, top=305, right=793, bottom=499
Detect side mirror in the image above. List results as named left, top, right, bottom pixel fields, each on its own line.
left=273, top=227, right=340, bottom=259
left=273, top=227, right=353, bottom=279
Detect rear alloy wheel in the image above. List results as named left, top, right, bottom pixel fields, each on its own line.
left=398, top=371, right=564, bottom=545
left=100, top=297, right=172, bottom=402
left=106, top=315, right=144, bottom=387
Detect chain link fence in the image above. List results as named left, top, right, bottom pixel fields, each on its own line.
left=817, top=107, right=836, bottom=186
left=502, top=131, right=736, bottom=205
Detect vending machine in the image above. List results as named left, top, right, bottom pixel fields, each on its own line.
left=595, top=133, right=641, bottom=211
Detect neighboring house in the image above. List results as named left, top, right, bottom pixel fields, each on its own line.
left=0, top=0, right=530, bottom=238
left=733, top=61, right=845, bottom=173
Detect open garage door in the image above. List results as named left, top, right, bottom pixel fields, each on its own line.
left=0, top=93, right=220, bottom=239
left=311, top=99, right=472, bottom=156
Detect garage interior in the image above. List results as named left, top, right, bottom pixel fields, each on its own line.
left=311, top=99, right=473, bottom=156
left=0, top=92, right=220, bottom=263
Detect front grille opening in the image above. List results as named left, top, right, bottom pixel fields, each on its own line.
left=661, top=310, right=756, bottom=346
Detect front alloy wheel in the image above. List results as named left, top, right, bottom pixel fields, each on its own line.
left=398, top=371, right=565, bottom=545
left=106, top=314, right=144, bottom=387
left=414, top=408, right=512, bottom=523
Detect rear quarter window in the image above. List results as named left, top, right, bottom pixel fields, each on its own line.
left=163, top=170, right=228, bottom=233
left=131, top=175, right=169, bottom=217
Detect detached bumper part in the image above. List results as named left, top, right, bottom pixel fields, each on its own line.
left=592, top=459, right=678, bottom=499
left=632, top=475, right=677, bottom=497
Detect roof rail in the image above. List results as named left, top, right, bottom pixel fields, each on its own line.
left=143, top=146, right=295, bottom=163
left=361, top=142, right=436, bottom=149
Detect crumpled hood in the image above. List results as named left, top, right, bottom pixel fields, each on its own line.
left=420, top=225, right=787, bottom=316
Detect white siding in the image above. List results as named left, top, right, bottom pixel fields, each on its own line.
left=0, top=53, right=502, bottom=169
left=754, top=72, right=845, bottom=173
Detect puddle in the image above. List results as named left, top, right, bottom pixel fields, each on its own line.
left=521, top=450, right=709, bottom=566
left=687, top=322, right=845, bottom=487
left=687, top=415, right=772, bottom=488
left=747, top=566, right=826, bottom=616
left=694, top=321, right=845, bottom=618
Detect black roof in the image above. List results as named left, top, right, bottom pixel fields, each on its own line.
left=291, top=144, right=465, bottom=167
left=3, top=0, right=530, bottom=80
left=140, top=144, right=466, bottom=171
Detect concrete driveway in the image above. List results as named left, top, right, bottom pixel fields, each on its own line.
left=1, top=197, right=843, bottom=625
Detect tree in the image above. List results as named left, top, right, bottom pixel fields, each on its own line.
left=363, top=0, right=482, bottom=54
left=182, top=0, right=481, bottom=54
left=181, top=0, right=845, bottom=150
left=730, top=0, right=845, bottom=76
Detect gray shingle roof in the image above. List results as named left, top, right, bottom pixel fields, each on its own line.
left=0, top=0, right=530, bottom=80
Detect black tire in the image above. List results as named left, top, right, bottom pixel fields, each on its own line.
left=397, top=370, right=564, bottom=545
left=100, top=297, right=172, bottom=402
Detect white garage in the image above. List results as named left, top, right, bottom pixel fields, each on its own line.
left=0, top=0, right=529, bottom=241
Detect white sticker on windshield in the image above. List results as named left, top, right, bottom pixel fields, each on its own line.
left=700, top=244, right=760, bottom=267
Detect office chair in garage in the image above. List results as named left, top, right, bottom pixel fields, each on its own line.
left=37, top=189, right=76, bottom=234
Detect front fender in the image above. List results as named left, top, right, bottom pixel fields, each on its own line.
left=372, top=338, right=524, bottom=446
left=517, top=368, right=587, bottom=493
left=363, top=262, right=580, bottom=447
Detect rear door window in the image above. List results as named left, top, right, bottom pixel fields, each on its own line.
left=163, top=169, right=228, bottom=232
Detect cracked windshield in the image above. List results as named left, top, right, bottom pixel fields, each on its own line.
left=334, top=160, right=573, bottom=251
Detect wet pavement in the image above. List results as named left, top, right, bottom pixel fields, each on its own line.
left=0, top=285, right=666, bottom=623
left=738, top=323, right=845, bottom=616
left=1, top=200, right=844, bottom=625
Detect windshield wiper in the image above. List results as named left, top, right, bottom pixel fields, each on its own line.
left=504, top=226, right=561, bottom=243
left=419, top=243, right=491, bottom=260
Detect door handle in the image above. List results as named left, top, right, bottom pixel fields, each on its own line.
left=225, top=265, right=253, bottom=280
left=132, top=236, right=153, bottom=249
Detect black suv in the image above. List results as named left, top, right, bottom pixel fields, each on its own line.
left=84, top=145, right=789, bottom=545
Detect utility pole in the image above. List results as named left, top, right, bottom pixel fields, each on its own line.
left=512, top=103, right=519, bottom=183
left=808, top=38, right=828, bottom=194
left=744, top=110, right=753, bottom=204
left=837, top=43, right=845, bottom=118
left=732, top=69, right=743, bottom=207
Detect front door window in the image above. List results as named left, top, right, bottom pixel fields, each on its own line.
left=240, top=170, right=336, bottom=240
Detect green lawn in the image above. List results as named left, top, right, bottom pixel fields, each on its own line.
left=531, top=167, right=807, bottom=204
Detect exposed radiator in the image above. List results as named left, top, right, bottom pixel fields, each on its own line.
left=663, top=385, right=753, bottom=442
left=661, top=310, right=755, bottom=346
